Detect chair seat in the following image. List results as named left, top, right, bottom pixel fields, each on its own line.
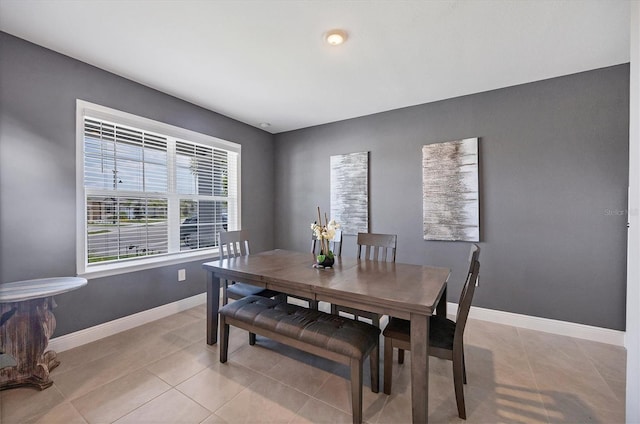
left=383, top=315, right=455, bottom=351
left=226, top=282, right=281, bottom=299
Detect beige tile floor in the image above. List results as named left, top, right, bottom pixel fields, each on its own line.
left=0, top=302, right=626, bottom=423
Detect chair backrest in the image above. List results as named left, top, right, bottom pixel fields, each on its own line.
left=219, top=230, right=250, bottom=259
left=311, top=230, right=343, bottom=257
left=356, top=232, right=397, bottom=262
left=453, top=244, right=480, bottom=345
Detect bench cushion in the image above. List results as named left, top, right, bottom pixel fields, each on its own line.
left=220, top=295, right=380, bottom=359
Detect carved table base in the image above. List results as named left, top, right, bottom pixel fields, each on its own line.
left=0, top=297, right=58, bottom=391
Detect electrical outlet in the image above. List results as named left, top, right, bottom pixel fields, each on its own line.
left=178, top=269, right=186, bottom=281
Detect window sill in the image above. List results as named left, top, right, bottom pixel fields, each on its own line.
left=78, top=249, right=219, bottom=280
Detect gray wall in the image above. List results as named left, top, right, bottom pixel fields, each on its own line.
left=0, top=31, right=629, bottom=334
left=0, top=33, right=276, bottom=336
left=274, top=64, right=629, bottom=330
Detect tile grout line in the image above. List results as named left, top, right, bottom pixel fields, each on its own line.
left=4, top=304, right=626, bottom=423
left=217, top=337, right=372, bottom=420
left=573, top=339, right=627, bottom=411
left=515, top=326, right=553, bottom=424
left=108, top=385, right=174, bottom=423
left=53, top=317, right=203, bottom=403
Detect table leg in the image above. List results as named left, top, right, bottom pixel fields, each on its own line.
left=1, top=297, right=57, bottom=390
left=410, top=312, right=429, bottom=423
left=206, top=272, right=221, bottom=345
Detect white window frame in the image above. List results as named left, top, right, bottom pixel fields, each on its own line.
left=76, top=100, right=241, bottom=278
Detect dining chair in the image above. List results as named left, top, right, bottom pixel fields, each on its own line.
left=330, top=232, right=397, bottom=328
left=219, top=230, right=284, bottom=306
left=220, top=230, right=286, bottom=345
left=382, top=244, right=480, bottom=420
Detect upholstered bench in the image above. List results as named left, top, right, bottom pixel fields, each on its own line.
left=219, top=295, right=380, bottom=424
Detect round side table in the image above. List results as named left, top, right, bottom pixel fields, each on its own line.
left=0, top=277, right=87, bottom=390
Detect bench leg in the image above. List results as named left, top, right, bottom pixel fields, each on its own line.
left=350, top=358, right=363, bottom=424
left=220, top=315, right=229, bottom=363
left=370, top=341, right=379, bottom=393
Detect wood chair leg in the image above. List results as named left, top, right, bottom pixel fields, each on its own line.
left=383, top=337, right=393, bottom=395
left=222, top=280, right=229, bottom=305
left=452, top=350, right=466, bottom=419
left=462, top=347, right=467, bottom=384
left=398, top=349, right=405, bottom=364
left=370, top=341, right=379, bottom=393
left=219, top=316, right=229, bottom=363
left=350, top=358, right=363, bottom=424
left=249, top=332, right=256, bottom=345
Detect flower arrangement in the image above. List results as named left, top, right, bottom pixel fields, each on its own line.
left=310, top=207, right=340, bottom=266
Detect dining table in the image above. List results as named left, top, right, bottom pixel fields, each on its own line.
left=202, top=249, right=450, bottom=423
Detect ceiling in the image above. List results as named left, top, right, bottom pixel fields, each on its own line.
left=0, top=0, right=631, bottom=134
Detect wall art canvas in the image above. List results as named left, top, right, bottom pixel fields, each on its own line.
left=331, top=152, right=368, bottom=235
left=422, top=138, right=479, bottom=241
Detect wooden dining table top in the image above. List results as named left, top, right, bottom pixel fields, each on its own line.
left=202, top=249, right=450, bottom=317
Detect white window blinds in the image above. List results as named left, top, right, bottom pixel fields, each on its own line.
left=78, top=103, right=241, bottom=275
left=175, top=141, right=238, bottom=250
left=84, top=118, right=170, bottom=263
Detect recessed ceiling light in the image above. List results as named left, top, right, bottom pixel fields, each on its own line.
left=325, top=29, right=347, bottom=46
left=259, top=122, right=271, bottom=128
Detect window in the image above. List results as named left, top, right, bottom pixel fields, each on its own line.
left=77, top=101, right=240, bottom=277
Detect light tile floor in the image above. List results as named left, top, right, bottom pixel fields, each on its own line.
left=0, top=303, right=626, bottom=423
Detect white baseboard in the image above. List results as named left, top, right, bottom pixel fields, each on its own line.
left=453, top=302, right=625, bottom=346
left=48, top=293, right=206, bottom=353
left=47, top=294, right=624, bottom=353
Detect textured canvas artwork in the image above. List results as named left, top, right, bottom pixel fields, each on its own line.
left=422, top=138, right=479, bottom=241
left=330, top=152, right=368, bottom=235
